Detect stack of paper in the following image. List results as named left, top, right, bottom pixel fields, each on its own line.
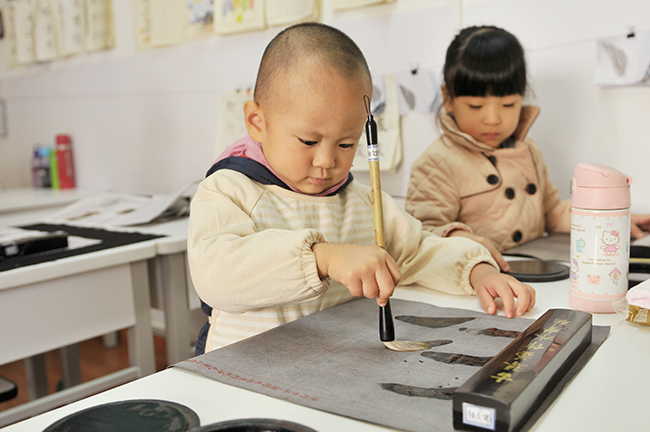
left=45, top=181, right=198, bottom=228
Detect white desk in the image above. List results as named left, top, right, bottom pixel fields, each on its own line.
left=0, top=188, right=97, bottom=215
left=3, top=276, right=648, bottom=432
left=0, top=216, right=158, bottom=427
left=1, top=187, right=199, bottom=365
left=1, top=195, right=198, bottom=366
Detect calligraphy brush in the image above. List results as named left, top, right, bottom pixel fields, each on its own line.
left=364, top=95, right=436, bottom=352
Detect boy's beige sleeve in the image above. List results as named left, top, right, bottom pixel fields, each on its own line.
left=383, top=192, right=497, bottom=295
left=529, top=140, right=571, bottom=233
left=187, top=173, right=328, bottom=314
left=405, top=147, right=472, bottom=237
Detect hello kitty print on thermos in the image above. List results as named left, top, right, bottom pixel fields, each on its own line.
left=570, top=163, right=632, bottom=313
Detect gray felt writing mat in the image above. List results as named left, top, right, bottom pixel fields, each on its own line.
left=175, top=298, right=607, bottom=432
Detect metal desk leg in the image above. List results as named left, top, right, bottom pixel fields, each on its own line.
left=59, top=344, right=82, bottom=388
left=25, top=344, right=82, bottom=401
left=159, top=252, right=191, bottom=365
left=25, top=354, right=48, bottom=399
left=128, top=260, right=156, bottom=377
left=102, top=332, right=120, bottom=349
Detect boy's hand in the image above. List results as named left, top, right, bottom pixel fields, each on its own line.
left=449, top=230, right=510, bottom=272
left=469, top=263, right=535, bottom=318
left=312, top=243, right=401, bottom=307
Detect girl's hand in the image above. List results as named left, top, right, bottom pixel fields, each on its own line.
left=449, top=230, right=511, bottom=272
left=312, top=243, right=401, bottom=306
left=631, top=213, right=650, bottom=239
left=469, top=263, right=536, bottom=318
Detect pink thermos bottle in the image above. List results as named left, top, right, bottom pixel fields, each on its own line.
left=569, top=163, right=632, bottom=313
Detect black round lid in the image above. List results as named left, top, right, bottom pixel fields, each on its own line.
left=505, top=259, right=570, bottom=282
left=43, top=399, right=200, bottom=432
left=190, top=418, right=318, bottom=432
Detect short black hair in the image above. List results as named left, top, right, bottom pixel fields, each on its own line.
left=443, top=26, right=526, bottom=98
left=254, top=22, right=372, bottom=106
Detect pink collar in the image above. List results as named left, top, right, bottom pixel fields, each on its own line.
left=216, top=136, right=350, bottom=197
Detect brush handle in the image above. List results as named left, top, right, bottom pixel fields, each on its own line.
left=366, top=115, right=395, bottom=342
left=370, top=160, right=395, bottom=342
left=368, top=159, right=385, bottom=249
left=379, top=299, right=395, bottom=342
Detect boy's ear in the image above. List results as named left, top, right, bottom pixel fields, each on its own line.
left=441, top=85, right=453, bottom=114
left=244, top=100, right=265, bottom=143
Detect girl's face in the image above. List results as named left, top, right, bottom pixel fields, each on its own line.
left=443, top=90, right=523, bottom=148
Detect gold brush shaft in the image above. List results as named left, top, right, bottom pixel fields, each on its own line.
left=368, top=159, right=385, bottom=249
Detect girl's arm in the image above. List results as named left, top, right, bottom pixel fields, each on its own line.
left=386, top=192, right=535, bottom=317
left=631, top=214, right=650, bottom=239
left=405, top=148, right=471, bottom=236
left=383, top=191, right=492, bottom=296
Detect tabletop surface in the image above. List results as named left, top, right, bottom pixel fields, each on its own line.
left=3, top=273, right=648, bottom=432
left=0, top=194, right=193, bottom=288
left=0, top=230, right=158, bottom=290
left=0, top=210, right=160, bottom=289
left=0, top=188, right=98, bottom=214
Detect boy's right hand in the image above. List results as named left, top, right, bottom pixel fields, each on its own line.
left=312, top=243, right=401, bottom=307
left=448, top=230, right=511, bottom=272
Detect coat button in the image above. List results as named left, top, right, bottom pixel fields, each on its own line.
left=505, top=188, right=515, bottom=199
left=526, top=183, right=537, bottom=194
left=487, top=174, right=499, bottom=185
left=487, top=155, right=497, bottom=166
left=512, top=231, right=522, bottom=242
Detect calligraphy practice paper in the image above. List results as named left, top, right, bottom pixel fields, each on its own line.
left=176, top=298, right=608, bottom=432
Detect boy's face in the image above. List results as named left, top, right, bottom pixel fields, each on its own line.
left=246, top=62, right=370, bottom=195
left=443, top=89, right=523, bottom=148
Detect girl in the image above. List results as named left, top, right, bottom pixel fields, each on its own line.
left=405, top=26, right=649, bottom=272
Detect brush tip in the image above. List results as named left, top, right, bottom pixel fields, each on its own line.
left=383, top=340, right=434, bottom=352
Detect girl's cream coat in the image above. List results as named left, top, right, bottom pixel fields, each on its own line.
left=406, top=106, right=571, bottom=252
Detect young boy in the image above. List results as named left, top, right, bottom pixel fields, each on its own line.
left=188, top=22, right=535, bottom=353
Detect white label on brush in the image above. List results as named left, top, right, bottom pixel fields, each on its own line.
left=463, top=402, right=496, bottom=430
left=367, top=145, right=379, bottom=162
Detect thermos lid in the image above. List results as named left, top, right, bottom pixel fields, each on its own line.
left=571, top=163, right=632, bottom=210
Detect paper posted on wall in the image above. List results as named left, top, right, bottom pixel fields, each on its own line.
left=51, top=0, right=86, bottom=56
left=213, top=0, right=266, bottom=34
left=140, top=0, right=213, bottom=48
left=265, top=0, right=319, bottom=27
left=4, top=1, right=36, bottom=65
left=44, top=181, right=199, bottom=228
left=594, top=29, right=650, bottom=86
left=33, top=0, right=59, bottom=62
left=214, top=87, right=254, bottom=158
left=351, top=74, right=402, bottom=172
left=332, top=0, right=394, bottom=10
left=394, top=68, right=440, bottom=115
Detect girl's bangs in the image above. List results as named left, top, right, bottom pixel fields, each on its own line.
left=452, top=64, right=525, bottom=97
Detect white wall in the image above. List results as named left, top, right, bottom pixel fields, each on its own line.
left=0, top=0, right=648, bottom=213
